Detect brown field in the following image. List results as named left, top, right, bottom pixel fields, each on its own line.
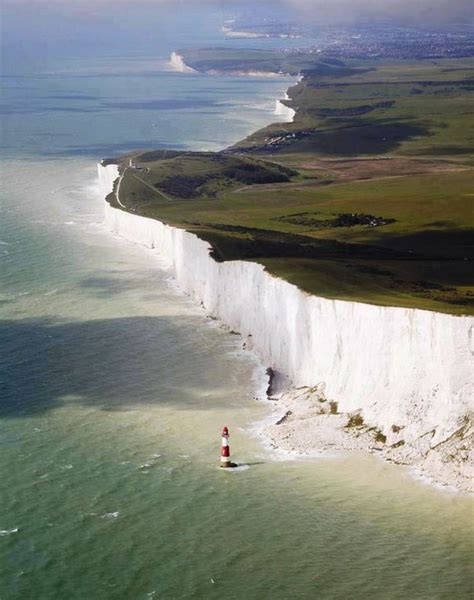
left=298, top=157, right=469, bottom=182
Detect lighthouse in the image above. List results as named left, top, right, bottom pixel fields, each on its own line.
left=220, top=426, right=237, bottom=468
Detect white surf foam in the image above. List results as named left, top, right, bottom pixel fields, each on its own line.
left=100, top=512, right=120, bottom=519
left=0, top=528, right=19, bottom=536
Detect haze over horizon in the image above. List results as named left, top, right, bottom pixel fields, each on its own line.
left=1, top=0, right=472, bottom=74
left=2, top=0, right=473, bottom=24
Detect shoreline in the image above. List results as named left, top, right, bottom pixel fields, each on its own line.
left=99, top=65, right=473, bottom=495
left=169, top=51, right=300, bottom=79
left=255, top=388, right=472, bottom=494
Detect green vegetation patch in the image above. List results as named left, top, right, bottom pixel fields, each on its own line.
left=116, top=151, right=296, bottom=205
left=274, top=212, right=396, bottom=230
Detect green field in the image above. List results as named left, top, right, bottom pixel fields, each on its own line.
left=231, top=57, right=474, bottom=162
left=108, top=53, right=474, bottom=315
left=178, top=48, right=363, bottom=77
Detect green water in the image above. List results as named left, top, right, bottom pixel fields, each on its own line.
left=2, top=385, right=473, bottom=598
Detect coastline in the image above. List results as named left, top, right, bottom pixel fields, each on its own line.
left=169, top=51, right=298, bottom=79
left=99, top=67, right=473, bottom=494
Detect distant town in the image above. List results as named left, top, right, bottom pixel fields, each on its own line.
left=222, top=17, right=474, bottom=59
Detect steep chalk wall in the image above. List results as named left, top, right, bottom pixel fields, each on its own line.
left=169, top=52, right=197, bottom=74
left=274, top=100, right=296, bottom=122
left=99, top=163, right=473, bottom=448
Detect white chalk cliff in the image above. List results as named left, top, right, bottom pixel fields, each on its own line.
left=274, top=100, right=296, bottom=122
left=170, top=52, right=289, bottom=79
left=169, top=52, right=197, bottom=74
left=99, top=162, right=473, bottom=490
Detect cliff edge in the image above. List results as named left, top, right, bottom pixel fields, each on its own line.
left=99, top=162, right=473, bottom=492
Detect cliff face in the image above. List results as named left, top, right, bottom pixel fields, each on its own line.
left=169, top=52, right=197, bottom=74
left=99, top=161, right=120, bottom=195
left=99, top=163, right=473, bottom=473
left=274, top=100, right=295, bottom=122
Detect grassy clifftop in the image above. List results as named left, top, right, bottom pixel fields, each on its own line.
left=108, top=53, right=474, bottom=315
left=231, top=56, right=474, bottom=162
left=112, top=151, right=297, bottom=205
left=178, top=48, right=363, bottom=77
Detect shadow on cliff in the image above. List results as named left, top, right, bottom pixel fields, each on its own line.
left=0, top=316, right=240, bottom=418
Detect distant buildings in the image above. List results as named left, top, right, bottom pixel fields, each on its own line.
left=224, top=18, right=474, bottom=60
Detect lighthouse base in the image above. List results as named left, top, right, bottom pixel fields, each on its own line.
left=220, top=461, right=238, bottom=468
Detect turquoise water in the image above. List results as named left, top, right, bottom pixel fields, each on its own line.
left=1, top=22, right=473, bottom=600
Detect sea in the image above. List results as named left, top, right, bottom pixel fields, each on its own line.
left=1, top=5, right=473, bottom=599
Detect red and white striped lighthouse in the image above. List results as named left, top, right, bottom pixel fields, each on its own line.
left=220, top=426, right=236, bottom=468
